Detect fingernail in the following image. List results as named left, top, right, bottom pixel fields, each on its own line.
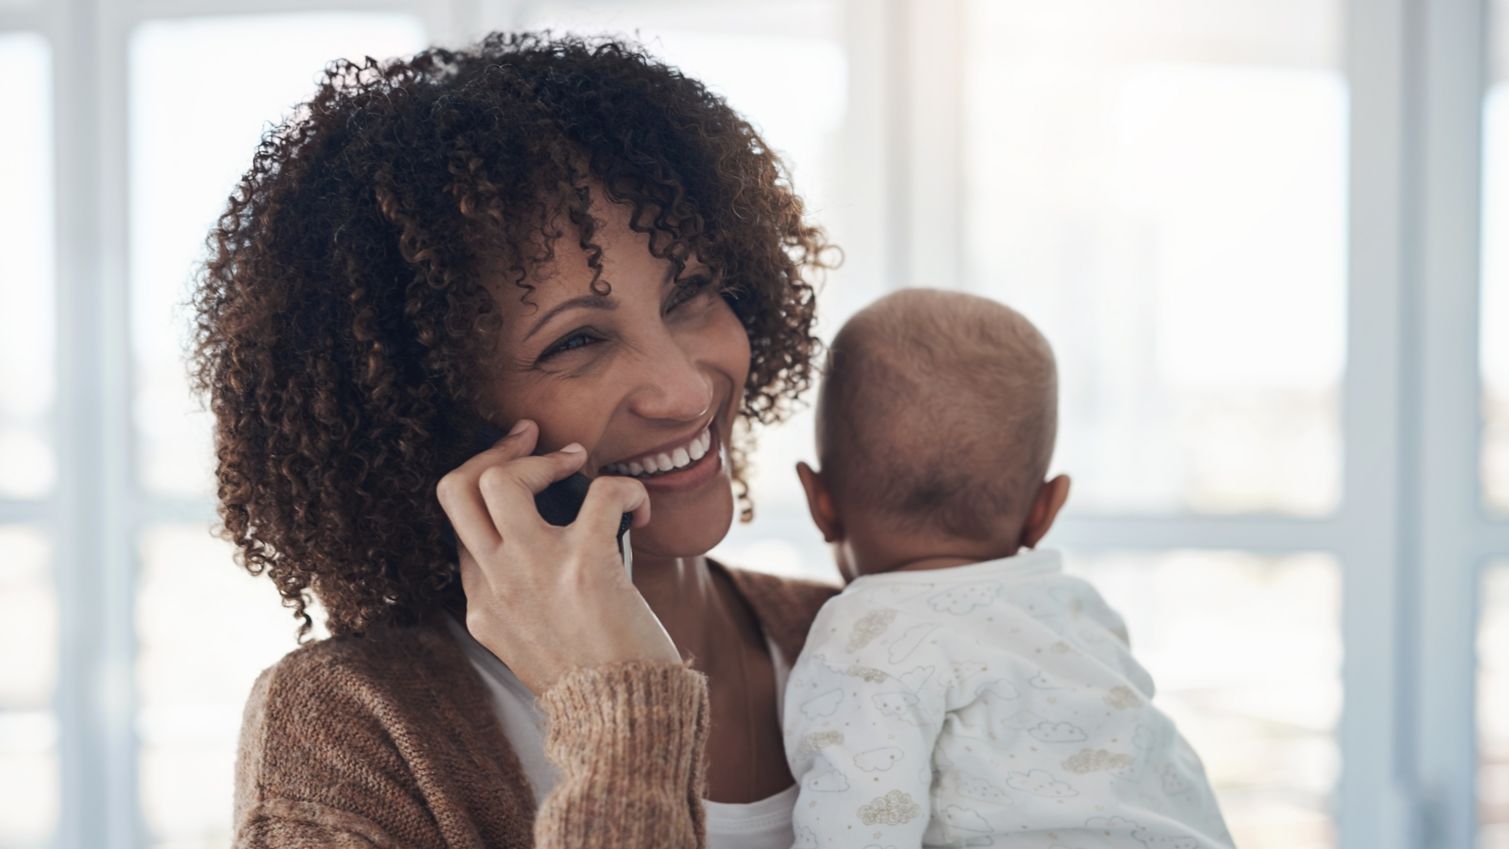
left=508, top=419, right=530, bottom=437
left=560, top=442, right=585, bottom=454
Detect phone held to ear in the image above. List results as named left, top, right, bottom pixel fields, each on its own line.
left=466, top=419, right=634, bottom=574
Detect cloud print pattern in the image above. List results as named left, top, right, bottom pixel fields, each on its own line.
left=782, top=548, right=1234, bottom=848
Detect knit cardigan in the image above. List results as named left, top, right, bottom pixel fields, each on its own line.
left=232, top=562, right=839, bottom=848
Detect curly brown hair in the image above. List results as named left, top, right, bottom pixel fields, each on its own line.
left=186, top=31, right=836, bottom=642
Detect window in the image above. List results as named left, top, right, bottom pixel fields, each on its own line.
left=1074, top=551, right=1341, bottom=848
left=7, top=3, right=1505, bottom=849
left=1483, top=565, right=1509, bottom=848
left=1482, top=5, right=1509, bottom=846
left=0, top=31, right=54, bottom=499
left=126, top=14, right=424, bottom=848
left=1484, top=0, right=1509, bottom=516
left=128, top=13, right=428, bottom=499
left=0, top=528, right=57, bottom=849
left=963, top=0, right=1345, bottom=517
left=0, top=30, right=56, bottom=849
left=960, top=2, right=1345, bottom=845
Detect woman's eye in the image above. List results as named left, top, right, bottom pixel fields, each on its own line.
left=667, top=276, right=715, bottom=313
left=541, top=332, right=599, bottom=361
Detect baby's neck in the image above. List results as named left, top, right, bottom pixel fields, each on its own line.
left=847, top=542, right=1024, bottom=580
left=890, top=553, right=1007, bottom=573
left=838, top=514, right=1028, bottom=581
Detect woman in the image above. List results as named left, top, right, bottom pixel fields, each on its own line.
left=190, top=31, right=840, bottom=848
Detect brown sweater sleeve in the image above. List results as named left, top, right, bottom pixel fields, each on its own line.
left=534, top=659, right=711, bottom=849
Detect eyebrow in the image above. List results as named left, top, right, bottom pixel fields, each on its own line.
left=524, top=293, right=616, bottom=341
left=522, top=266, right=697, bottom=343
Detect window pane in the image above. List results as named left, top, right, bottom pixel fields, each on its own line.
left=963, top=0, right=1346, bottom=516
left=1484, top=1, right=1509, bottom=515
left=129, top=15, right=420, bottom=844
left=0, top=526, right=58, bottom=849
left=0, top=33, right=55, bottom=499
left=136, top=524, right=328, bottom=849
left=1069, top=550, right=1341, bottom=849
left=1483, top=564, right=1509, bottom=849
left=128, top=13, right=427, bottom=498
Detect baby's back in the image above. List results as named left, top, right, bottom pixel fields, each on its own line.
left=783, top=548, right=1234, bottom=848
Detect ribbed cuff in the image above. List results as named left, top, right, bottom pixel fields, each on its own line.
left=534, top=660, right=710, bottom=847
left=538, top=659, right=710, bottom=788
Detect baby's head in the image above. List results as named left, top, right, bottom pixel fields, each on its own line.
left=796, top=288, right=1071, bottom=582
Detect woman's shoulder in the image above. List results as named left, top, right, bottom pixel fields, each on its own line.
left=712, top=560, right=841, bottom=664
left=248, top=613, right=463, bottom=703
left=239, top=613, right=479, bottom=757
left=235, top=612, right=532, bottom=843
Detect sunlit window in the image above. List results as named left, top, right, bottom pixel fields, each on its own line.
left=0, top=32, right=54, bottom=500
left=7, top=4, right=1502, bottom=849
left=959, top=3, right=1346, bottom=846
left=127, top=14, right=422, bottom=847
left=128, top=13, right=427, bottom=499
left=1071, top=550, right=1341, bottom=849
left=1483, top=2, right=1509, bottom=516
left=0, top=527, right=58, bottom=849
left=136, top=526, right=329, bottom=849
left=963, top=0, right=1346, bottom=517
left=1483, top=566, right=1509, bottom=849
left=0, top=30, right=57, bottom=849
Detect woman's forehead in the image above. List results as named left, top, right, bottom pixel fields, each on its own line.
left=485, top=223, right=671, bottom=328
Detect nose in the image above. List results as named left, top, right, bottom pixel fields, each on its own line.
left=626, top=335, right=716, bottom=424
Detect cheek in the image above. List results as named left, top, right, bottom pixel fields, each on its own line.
left=708, top=301, right=752, bottom=387
left=495, top=381, right=616, bottom=453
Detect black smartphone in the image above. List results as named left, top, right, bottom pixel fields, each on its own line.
left=467, top=420, right=633, bottom=561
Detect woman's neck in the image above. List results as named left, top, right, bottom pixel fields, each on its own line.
left=630, top=553, right=725, bottom=663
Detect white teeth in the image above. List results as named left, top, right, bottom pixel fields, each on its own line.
left=608, top=425, right=714, bottom=478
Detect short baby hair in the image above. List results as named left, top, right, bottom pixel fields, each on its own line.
left=816, top=288, right=1058, bottom=541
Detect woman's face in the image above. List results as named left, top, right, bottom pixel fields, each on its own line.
left=475, top=196, right=752, bottom=560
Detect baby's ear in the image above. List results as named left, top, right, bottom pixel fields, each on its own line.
left=1020, top=474, right=1071, bottom=550
left=795, top=461, right=844, bottom=543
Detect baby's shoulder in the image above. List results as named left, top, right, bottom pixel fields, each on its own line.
left=796, top=586, right=954, bottom=672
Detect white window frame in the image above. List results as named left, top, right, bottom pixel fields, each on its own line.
left=1415, top=2, right=1507, bottom=848
left=2, top=0, right=1501, bottom=847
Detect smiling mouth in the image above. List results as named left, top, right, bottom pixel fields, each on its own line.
left=601, top=424, right=714, bottom=479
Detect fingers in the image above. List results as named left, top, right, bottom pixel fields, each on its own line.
left=578, top=474, right=652, bottom=535
left=457, top=542, right=484, bottom=601
left=464, top=418, right=538, bottom=467
left=436, top=419, right=538, bottom=555
left=477, top=445, right=590, bottom=535
left=489, top=444, right=589, bottom=495
left=437, top=478, right=502, bottom=554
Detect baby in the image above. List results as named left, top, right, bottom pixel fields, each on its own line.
left=782, top=289, right=1234, bottom=849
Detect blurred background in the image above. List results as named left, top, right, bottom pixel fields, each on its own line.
left=0, top=0, right=1503, bottom=848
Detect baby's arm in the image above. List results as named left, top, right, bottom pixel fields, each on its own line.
left=783, top=605, right=947, bottom=849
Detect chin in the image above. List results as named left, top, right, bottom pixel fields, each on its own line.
left=630, top=478, right=737, bottom=559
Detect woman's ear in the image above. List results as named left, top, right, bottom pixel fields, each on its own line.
left=1020, top=474, right=1071, bottom=550
left=796, top=461, right=844, bottom=543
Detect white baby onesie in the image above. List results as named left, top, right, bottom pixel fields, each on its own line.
left=782, top=548, right=1234, bottom=849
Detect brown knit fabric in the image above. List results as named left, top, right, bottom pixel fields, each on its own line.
left=232, top=563, right=839, bottom=848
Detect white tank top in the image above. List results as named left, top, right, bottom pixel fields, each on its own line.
left=443, top=613, right=797, bottom=849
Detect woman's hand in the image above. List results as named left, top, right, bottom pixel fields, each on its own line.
left=435, top=418, right=681, bottom=695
